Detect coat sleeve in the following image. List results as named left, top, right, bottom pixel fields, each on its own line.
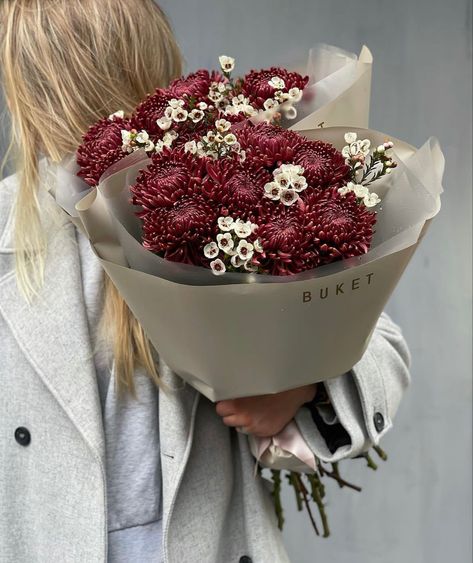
left=292, top=311, right=411, bottom=464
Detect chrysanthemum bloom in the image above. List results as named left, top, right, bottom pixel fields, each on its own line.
left=292, top=140, right=351, bottom=189
left=130, top=149, right=216, bottom=264
left=305, top=187, right=376, bottom=265
left=130, top=89, right=173, bottom=135
left=205, top=157, right=272, bottom=220
left=167, top=69, right=223, bottom=99
left=237, top=122, right=303, bottom=167
left=77, top=116, right=132, bottom=186
left=242, top=67, right=309, bottom=109
left=256, top=198, right=319, bottom=275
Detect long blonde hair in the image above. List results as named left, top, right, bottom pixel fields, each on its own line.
left=0, top=0, right=183, bottom=398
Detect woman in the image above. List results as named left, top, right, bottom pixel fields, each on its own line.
left=0, top=1, right=411, bottom=561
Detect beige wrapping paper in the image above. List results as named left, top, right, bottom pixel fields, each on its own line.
left=69, top=127, right=443, bottom=402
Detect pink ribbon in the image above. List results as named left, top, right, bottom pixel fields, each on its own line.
left=252, top=420, right=317, bottom=476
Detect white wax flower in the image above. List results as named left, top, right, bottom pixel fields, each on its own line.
left=210, top=258, right=226, bottom=275
left=353, top=184, right=369, bottom=198
left=219, top=55, right=235, bottom=73
left=268, top=76, right=286, bottom=89
left=234, top=219, right=252, bottom=238
left=157, top=116, right=172, bottom=131
left=292, top=176, right=307, bottom=192
left=215, top=119, right=232, bottom=132
left=184, top=140, right=197, bottom=154
left=217, top=232, right=234, bottom=253
left=283, top=105, right=297, bottom=120
left=274, top=172, right=291, bottom=188
left=108, top=110, right=124, bottom=120
left=135, top=130, right=149, bottom=144
left=224, top=133, right=237, bottom=146
left=189, top=109, right=204, bottom=123
left=171, top=108, right=188, bottom=122
left=204, top=242, right=219, bottom=259
left=236, top=239, right=254, bottom=261
left=364, top=193, right=381, bottom=207
left=344, top=132, right=357, bottom=144
left=280, top=188, right=299, bottom=206
left=230, top=254, right=245, bottom=268
left=288, top=87, right=303, bottom=102
left=197, top=101, right=208, bottom=110
left=263, top=98, right=279, bottom=111
left=264, top=181, right=281, bottom=200
left=254, top=238, right=264, bottom=253
left=144, top=140, right=155, bottom=152
left=218, top=216, right=234, bottom=231
left=169, top=98, right=185, bottom=109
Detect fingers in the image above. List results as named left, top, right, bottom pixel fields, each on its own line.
left=215, top=400, right=237, bottom=417
left=221, top=414, right=251, bottom=429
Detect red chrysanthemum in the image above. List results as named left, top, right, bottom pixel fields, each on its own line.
left=236, top=122, right=303, bottom=167
left=167, top=69, right=223, bottom=99
left=305, top=187, right=376, bottom=265
left=130, top=148, right=216, bottom=264
left=205, top=157, right=272, bottom=220
left=130, top=89, right=173, bottom=135
left=242, top=67, right=309, bottom=108
left=256, top=199, right=319, bottom=275
left=292, top=140, right=351, bottom=189
left=76, top=115, right=131, bottom=186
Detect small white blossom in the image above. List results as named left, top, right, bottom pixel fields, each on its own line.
left=230, top=254, right=245, bottom=268
left=353, top=184, right=369, bottom=198
left=189, top=109, right=205, bottom=123
left=215, top=119, right=232, bottom=132
left=288, top=87, right=303, bottom=102
left=268, top=76, right=286, bottom=89
left=344, top=132, right=358, bottom=144
left=274, top=172, right=291, bottom=188
left=184, top=140, right=198, bottom=154
left=283, top=105, right=297, bottom=120
left=204, top=242, right=219, bottom=259
left=280, top=188, right=299, bottom=206
left=169, top=98, right=185, bottom=109
left=239, top=150, right=247, bottom=163
left=157, top=116, right=172, bottom=130
left=164, top=107, right=173, bottom=119
left=263, top=98, right=279, bottom=111
left=274, top=91, right=290, bottom=103
left=144, top=140, right=155, bottom=152
left=121, top=130, right=132, bottom=145
left=236, top=239, right=254, bottom=261
left=219, top=55, right=235, bottom=73
left=197, top=101, right=208, bottom=110
left=217, top=232, right=234, bottom=253
left=171, top=107, right=188, bottom=122
left=208, top=90, right=224, bottom=103
left=218, top=216, right=234, bottom=231
left=210, top=258, right=226, bottom=275
left=243, top=260, right=258, bottom=272
left=264, top=181, right=282, bottom=200
left=363, top=192, right=381, bottom=207
left=135, top=130, right=150, bottom=144
left=234, top=219, right=252, bottom=238
left=223, top=133, right=237, bottom=145
left=108, top=110, right=124, bottom=120
left=254, top=238, right=264, bottom=253
left=377, top=144, right=386, bottom=153
left=162, top=131, right=177, bottom=147
left=292, top=176, right=307, bottom=192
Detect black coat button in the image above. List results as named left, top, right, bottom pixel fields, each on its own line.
left=373, top=412, right=384, bottom=432
left=239, top=557, right=252, bottom=563
left=15, top=427, right=31, bottom=446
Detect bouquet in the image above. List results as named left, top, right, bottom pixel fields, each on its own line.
left=53, top=46, right=444, bottom=537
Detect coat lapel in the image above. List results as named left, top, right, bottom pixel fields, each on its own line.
left=0, top=186, right=106, bottom=469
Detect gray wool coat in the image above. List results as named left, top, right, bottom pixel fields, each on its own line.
left=0, top=161, right=411, bottom=563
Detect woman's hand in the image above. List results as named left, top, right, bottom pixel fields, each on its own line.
left=215, top=383, right=317, bottom=438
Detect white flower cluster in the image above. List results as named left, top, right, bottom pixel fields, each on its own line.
left=184, top=119, right=245, bottom=162
left=263, top=164, right=307, bottom=206
left=342, top=132, right=371, bottom=169
left=338, top=182, right=381, bottom=208
left=121, top=129, right=156, bottom=153
left=208, top=80, right=233, bottom=107
left=204, top=216, right=264, bottom=275
left=261, top=79, right=303, bottom=122
left=156, top=98, right=206, bottom=131
left=223, top=94, right=258, bottom=119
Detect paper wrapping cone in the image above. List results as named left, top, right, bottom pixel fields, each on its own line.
left=70, top=127, right=444, bottom=401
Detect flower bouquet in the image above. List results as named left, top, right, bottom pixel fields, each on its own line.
left=52, top=46, right=444, bottom=537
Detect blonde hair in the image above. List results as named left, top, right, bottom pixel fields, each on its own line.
left=0, top=0, right=183, bottom=398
